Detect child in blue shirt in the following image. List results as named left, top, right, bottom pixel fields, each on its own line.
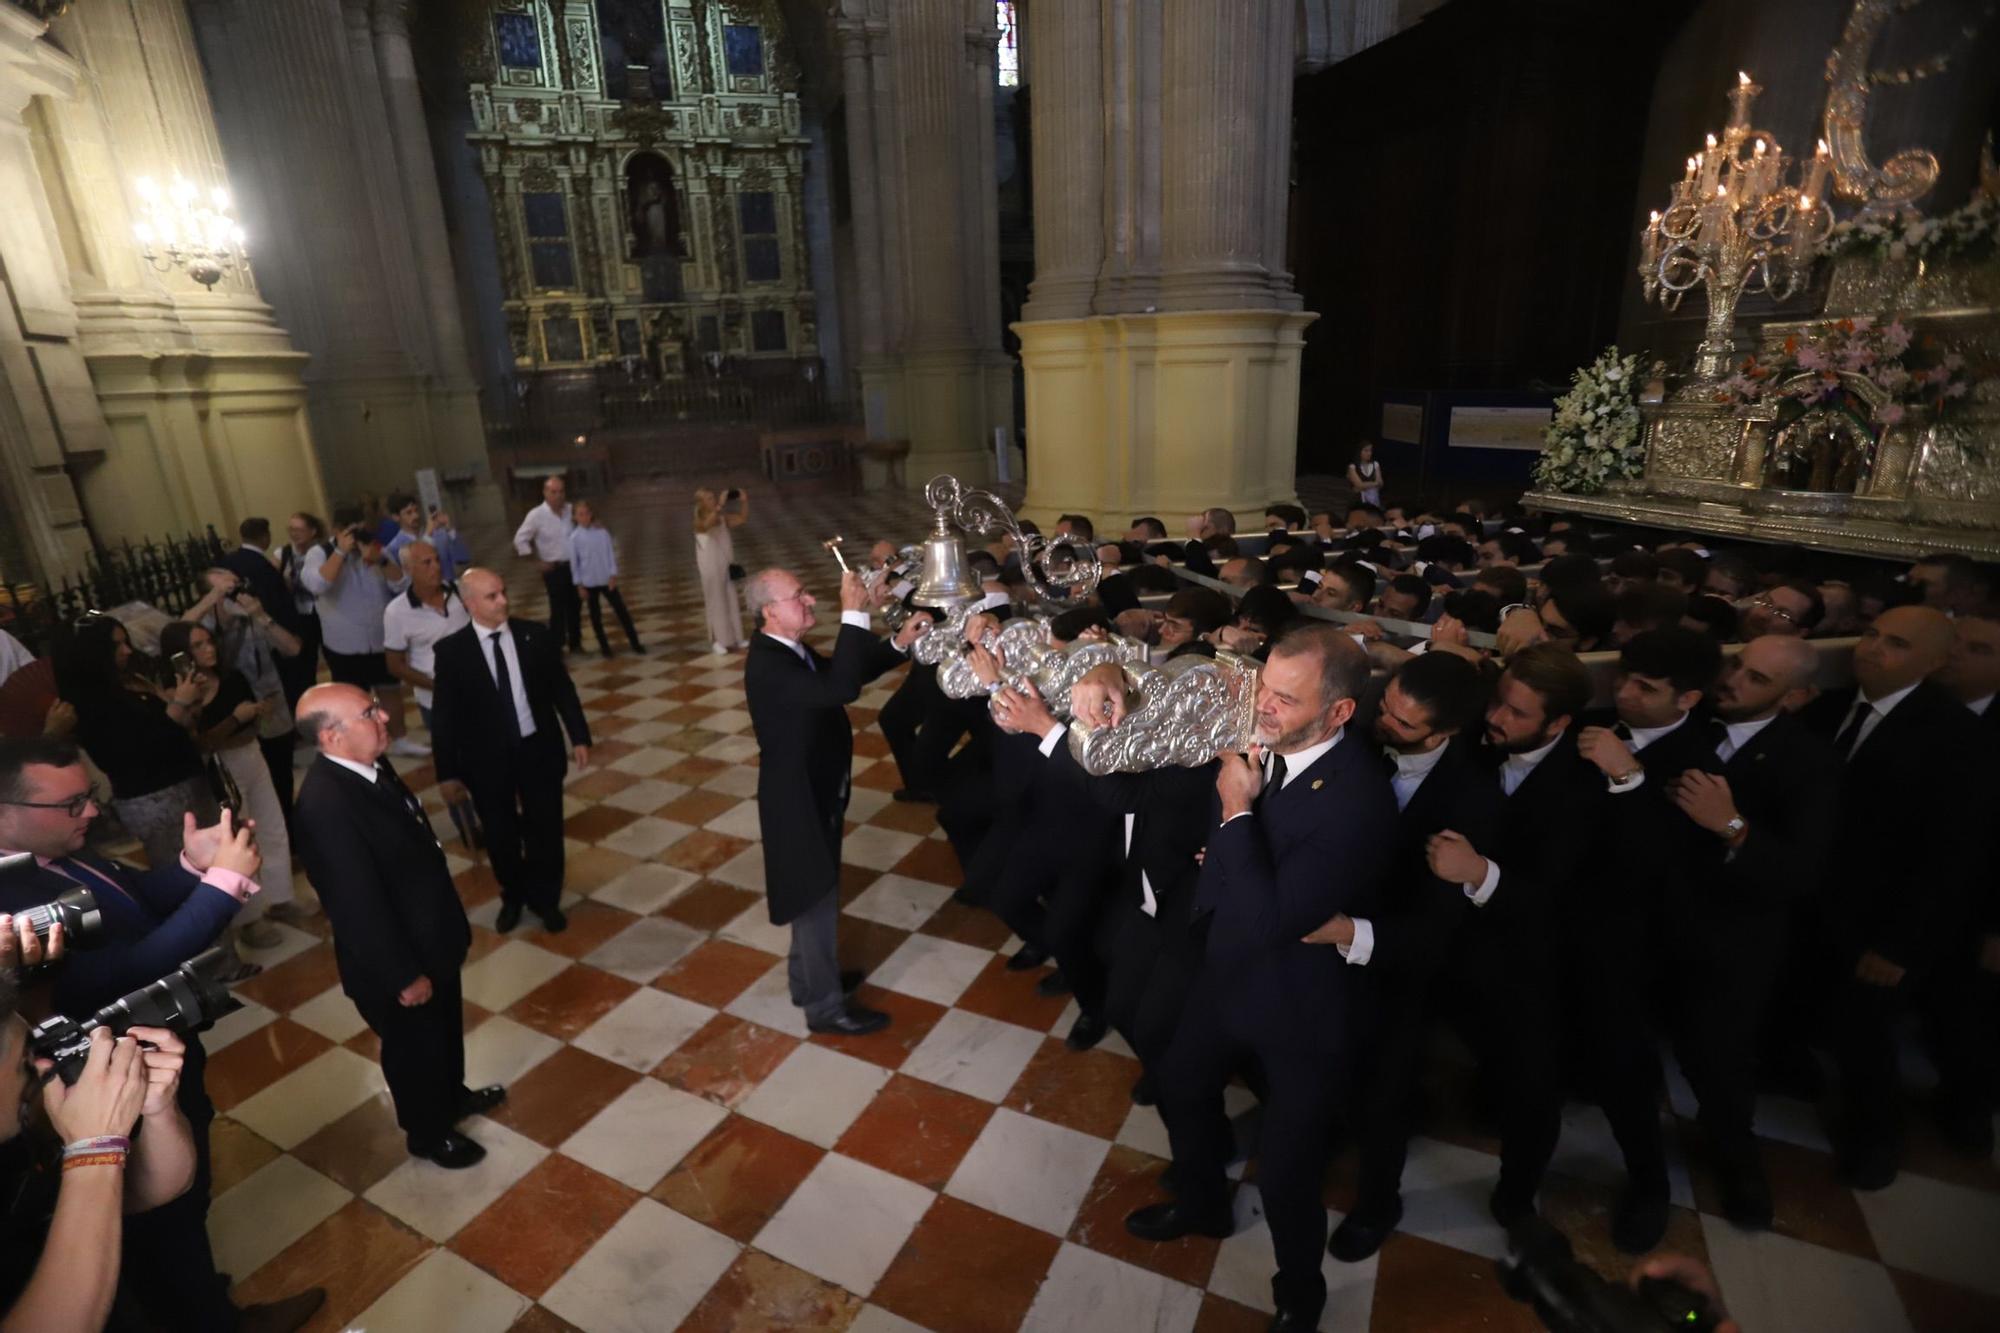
left=567, top=501, right=644, bottom=658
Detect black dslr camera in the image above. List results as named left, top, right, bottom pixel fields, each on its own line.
left=28, top=948, right=240, bottom=1086
left=1500, top=1217, right=1720, bottom=1333
left=0, top=852, right=105, bottom=949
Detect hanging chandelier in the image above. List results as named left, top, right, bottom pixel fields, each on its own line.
left=132, top=175, right=249, bottom=290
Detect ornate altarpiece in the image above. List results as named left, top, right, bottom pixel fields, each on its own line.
left=462, top=0, right=818, bottom=378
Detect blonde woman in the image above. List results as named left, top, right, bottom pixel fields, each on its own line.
left=694, top=486, right=751, bottom=654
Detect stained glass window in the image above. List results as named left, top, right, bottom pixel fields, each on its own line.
left=995, top=2, right=1019, bottom=87
left=724, top=24, right=764, bottom=78
left=495, top=12, right=541, bottom=70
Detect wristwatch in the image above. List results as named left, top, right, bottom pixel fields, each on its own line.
left=1720, top=815, right=1746, bottom=840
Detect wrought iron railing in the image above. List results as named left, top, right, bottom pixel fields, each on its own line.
left=0, top=528, right=229, bottom=656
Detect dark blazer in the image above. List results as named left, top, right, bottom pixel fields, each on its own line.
left=0, top=854, right=239, bottom=1019
left=745, top=624, right=904, bottom=924
left=1059, top=745, right=1218, bottom=953
left=1368, top=737, right=1506, bottom=980
left=293, top=756, right=471, bottom=1003
left=1191, top=735, right=1397, bottom=1054
left=222, top=545, right=298, bottom=633
left=1576, top=709, right=1726, bottom=922
left=1464, top=733, right=1602, bottom=950
left=1806, top=681, right=1981, bottom=969
left=1677, top=711, right=1838, bottom=922
left=429, top=617, right=591, bottom=785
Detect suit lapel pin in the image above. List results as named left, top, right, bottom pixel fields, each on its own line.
left=1311, top=778, right=1323, bottom=790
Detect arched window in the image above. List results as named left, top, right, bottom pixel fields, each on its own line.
left=996, top=3, right=1019, bottom=87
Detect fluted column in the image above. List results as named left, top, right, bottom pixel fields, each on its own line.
left=866, top=16, right=907, bottom=353
left=339, top=0, right=432, bottom=372
left=835, top=18, right=886, bottom=360
left=1016, top=0, right=1311, bottom=526
left=1157, top=0, right=1299, bottom=310
left=1019, top=0, right=1101, bottom=321
left=370, top=0, right=479, bottom=392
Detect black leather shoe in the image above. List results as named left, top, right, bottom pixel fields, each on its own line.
left=456, top=1084, right=507, bottom=1121
left=1838, top=1142, right=1898, bottom=1192
left=537, top=906, right=569, bottom=934
left=495, top=902, right=523, bottom=933
left=808, top=1005, right=890, bottom=1036
left=1065, top=1012, right=1108, bottom=1052
left=1131, top=1073, right=1158, bottom=1106
left=1124, top=1200, right=1233, bottom=1243
left=410, top=1132, right=487, bottom=1169
left=1489, top=1185, right=1535, bottom=1231
left=1006, top=945, right=1049, bottom=972
left=1267, top=1308, right=1320, bottom=1332
left=238, top=1287, right=328, bottom=1333
left=891, top=788, right=936, bottom=803
left=1328, top=1198, right=1403, bottom=1262
left=1036, top=970, right=1073, bottom=998
left=1610, top=1187, right=1669, bottom=1254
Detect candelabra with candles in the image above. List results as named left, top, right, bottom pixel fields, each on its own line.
left=1639, top=72, right=1833, bottom=382
left=132, top=175, right=249, bottom=290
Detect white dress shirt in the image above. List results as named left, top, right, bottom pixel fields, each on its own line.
left=513, top=501, right=573, bottom=563
left=1470, top=735, right=1565, bottom=906
left=1389, top=741, right=1449, bottom=812
left=383, top=587, right=472, bottom=709
left=1837, top=680, right=1921, bottom=756
left=477, top=623, right=537, bottom=737
left=323, top=752, right=381, bottom=784
left=1715, top=713, right=1778, bottom=764
left=763, top=611, right=873, bottom=665
left=1969, top=694, right=1994, bottom=718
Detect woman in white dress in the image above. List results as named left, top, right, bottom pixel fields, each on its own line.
left=1347, top=441, right=1384, bottom=508
left=694, top=486, right=751, bottom=653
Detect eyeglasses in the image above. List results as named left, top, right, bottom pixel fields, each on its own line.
left=1, top=791, right=98, bottom=817
left=334, top=696, right=391, bottom=728
left=1750, top=595, right=1799, bottom=625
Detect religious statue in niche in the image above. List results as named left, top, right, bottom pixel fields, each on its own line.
left=625, top=152, right=686, bottom=303
left=596, top=0, right=672, bottom=102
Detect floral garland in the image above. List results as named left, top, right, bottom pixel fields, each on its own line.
left=1715, top=316, right=1972, bottom=428
left=1533, top=347, right=1645, bottom=495
left=1822, top=191, right=1999, bottom=263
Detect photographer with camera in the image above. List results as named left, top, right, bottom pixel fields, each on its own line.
left=0, top=738, right=323, bottom=1333
left=693, top=485, right=750, bottom=654
left=302, top=502, right=425, bottom=760
left=2, top=934, right=199, bottom=1333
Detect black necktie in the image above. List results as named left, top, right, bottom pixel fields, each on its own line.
left=490, top=631, right=522, bottom=740
left=1613, top=721, right=1634, bottom=742
left=1833, top=700, right=1874, bottom=760
left=377, top=761, right=428, bottom=827
left=1256, top=753, right=1287, bottom=814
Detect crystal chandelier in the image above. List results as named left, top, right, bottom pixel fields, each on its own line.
left=1637, top=72, right=1833, bottom=381
left=132, top=175, right=249, bottom=290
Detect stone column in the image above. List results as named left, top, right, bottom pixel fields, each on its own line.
left=1018, top=0, right=1311, bottom=526
left=841, top=0, right=1011, bottom=486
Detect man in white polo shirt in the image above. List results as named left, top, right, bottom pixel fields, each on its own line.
left=384, top=540, right=471, bottom=733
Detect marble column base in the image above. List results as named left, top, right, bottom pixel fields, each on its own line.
left=1015, top=309, right=1314, bottom=528
left=856, top=351, right=1009, bottom=490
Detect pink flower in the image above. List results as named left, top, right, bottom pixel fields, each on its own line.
left=1877, top=404, right=1906, bottom=426
left=1942, top=352, right=1966, bottom=372
left=1882, top=320, right=1912, bottom=352
left=1795, top=345, right=1830, bottom=371
left=1943, top=380, right=1969, bottom=398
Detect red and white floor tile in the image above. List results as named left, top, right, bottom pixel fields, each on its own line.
left=200, top=479, right=2000, bottom=1331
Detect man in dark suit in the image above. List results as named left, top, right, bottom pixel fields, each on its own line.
left=1653, top=635, right=1838, bottom=1226
left=1120, top=625, right=1395, bottom=1331
left=1804, top=605, right=1980, bottom=1187
left=223, top=517, right=298, bottom=634
left=1567, top=627, right=1726, bottom=1252
left=1422, top=644, right=1602, bottom=1235
left=293, top=684, right=501, bottom=1170
left=744, top=566, right=917, bottom=1035
left=431, top=568, right=592, bottom=935
left=0, top=737, right=325, bottom=1333
left=1313, top=652, right=1504, bottom=1262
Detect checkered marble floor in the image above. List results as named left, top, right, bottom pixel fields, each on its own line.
left=200, top=478, right=2000, bottom=1332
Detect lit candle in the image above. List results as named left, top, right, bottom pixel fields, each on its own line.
left=1805, top=138, right=1830, bottom=202
left=1728, top=70, right=1758, bottom=134
left=1643, top=210, right=1661, bottom=269
left=1749, top=138, right=1769, bottom=200
left=1698, top=134, right=1721, bottom=195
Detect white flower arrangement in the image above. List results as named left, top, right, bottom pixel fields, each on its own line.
left=1533, top=346, right=1646, bottom=495
left=1823, top=192, right=1999, bottom=264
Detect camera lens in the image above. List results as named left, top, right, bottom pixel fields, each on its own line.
left=0, top=871, right=102, bottom=948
